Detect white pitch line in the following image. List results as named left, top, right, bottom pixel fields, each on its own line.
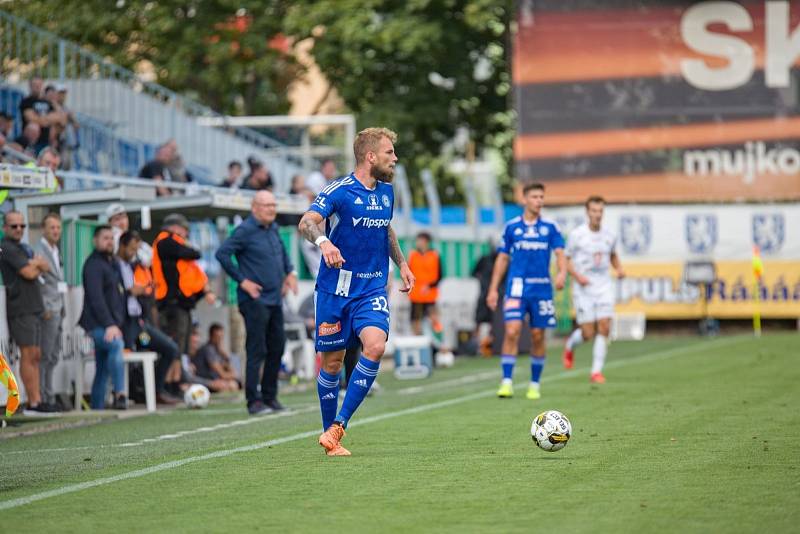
left=396, top=370, right=498, bottom=395
left=1, top=406, right=317, bottom=457
left=0, top=336, right=741, bottom=511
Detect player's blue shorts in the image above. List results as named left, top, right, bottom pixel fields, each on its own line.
left=314, top=290, right=390, bottom=352
left=503, top=295, right=557, bottom=329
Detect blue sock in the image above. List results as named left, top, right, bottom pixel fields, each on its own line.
left=317, top=370, right=340, bottom=431
left=335, top=356, right=379, bottom=427
left=531, top=355, right=545, bottom=384
left=501, top=354, right=516, bottom=380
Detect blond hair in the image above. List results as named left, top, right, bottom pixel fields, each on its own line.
left=353, top=127, right=397, bottom=165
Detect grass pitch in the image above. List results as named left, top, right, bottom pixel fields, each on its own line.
left=1, top=333, right=798, bottom=533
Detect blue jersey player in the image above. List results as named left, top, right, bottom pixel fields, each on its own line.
left=487, top=182, right=566, bottom=400
left=298, top=127, right=415, bottom=456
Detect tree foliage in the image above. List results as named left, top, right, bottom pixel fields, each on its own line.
left=284, top=0, right=514, bottom=202
left=6, top=0, right=299, bottom=115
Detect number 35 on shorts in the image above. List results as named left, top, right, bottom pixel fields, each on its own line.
left=538, top=299, right=555, bottom=316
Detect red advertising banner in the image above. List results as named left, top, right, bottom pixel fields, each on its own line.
left=514, top=0, right=800, bottom=204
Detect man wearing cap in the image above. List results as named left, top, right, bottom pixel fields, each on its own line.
left=216, top=190, right=297, bottom=414
left=151, top=213, right=215, bottom=355
left=106, top=203, right=153, bottom=266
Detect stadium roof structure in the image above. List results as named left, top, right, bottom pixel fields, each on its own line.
left=11, top=170, right=308, bottom=239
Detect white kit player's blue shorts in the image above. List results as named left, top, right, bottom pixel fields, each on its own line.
left=314, top=290, right=390, bottom=352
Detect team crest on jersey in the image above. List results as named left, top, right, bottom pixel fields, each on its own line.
left=382, top=194, right=390, bottom=207
left=540, top=226, right=549, bottom=236
left=752, top=214, right=784, bottom=254
left=367, top=193, right=382, bottom=211
left=318, top=321, right=342, bottom=336
left=619, top=215, right=651, bottom=255
left=685, top=214, right=717, bottom=254
left=354, top=197, right=363, bottom=205
left=514, top=228, right=523, bottom=236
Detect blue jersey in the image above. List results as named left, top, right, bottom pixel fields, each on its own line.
left=309, top=174, right=394, bottom=298
left=498, top=216, right=564, bottom=298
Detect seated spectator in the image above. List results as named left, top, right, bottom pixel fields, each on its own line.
left=0, top=112, right=14, bottom=138
left=37, top=146, right=63, bottom=191
left=19, top=76, right=57, bottom=154
left=139, top=142, right=177, bottom=196
left=305, top=158, right=337, bottom=195
left=163, top=138, right=193, bottom=184
left=241, top=158, right=273, bottom=191
left=12, top=122, right=42, bottom=157
left=220, top=160, right=242, bottom=188
left=165, top=326, right=238, bottom=394
left=43, top=85, right=68, bottom=149
left=194, top=323, right=240, bottom=391
left=117, top=230, right=181, bottom=405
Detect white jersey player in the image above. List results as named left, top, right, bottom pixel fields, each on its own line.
left=562, top=196, right=625, bottom=383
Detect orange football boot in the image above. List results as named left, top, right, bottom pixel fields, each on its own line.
left=319, top=422, right=346, bottom=453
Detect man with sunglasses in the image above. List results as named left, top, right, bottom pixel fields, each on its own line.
left=0, top=211, right=53, bottom=415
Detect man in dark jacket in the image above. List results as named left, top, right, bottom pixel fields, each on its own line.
left=78, top=225, right=127, bottom=410
left=216, top=190, right=297, bottom=415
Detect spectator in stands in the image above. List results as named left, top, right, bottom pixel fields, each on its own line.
left=0, top=132, right=6, bottom=163
left=163, top=139, right=193, bottom=184
left=139, top=142, right=177, bottom=196
left=0, top=211, right=51, bottom=415
left=194, top=323, right=240, bottom=392
left=408, top=231, right=442, bottom=335
left=12, top=122, right=42, bottom=157
left=34, top=212, right=66, bottom=412
left=105, top=203, right=154, bottom=266
left=52, top=84, right=79, bottom=169
left=78, top=224, right=127, bottom=410
left=152, top=213, right=215, bottom=356
left=305, top=158, right=337, bottom=195
left=220, top=160, right=243, bottom=188
left=0, top=112, right=14, bottom=138
left=37, top=146, right=63, bottom=191
left=241, top=159, right=273, bottom=191
left=43, top=85, right=68, bottom=149
left=216, top=190, right=297, bottom=414
left=19, top=76, right=57, bottom=154
left=117, top=230, right=181, bottom=405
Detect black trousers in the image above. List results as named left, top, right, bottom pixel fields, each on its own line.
left=240, top=300, right=286, bottom=405
left=123, top=318, right=179, bottom=393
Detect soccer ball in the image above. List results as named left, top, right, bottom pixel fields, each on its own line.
left=531, top=410, right=572, bottom=452
left=184, top=384, right=210, bottom=409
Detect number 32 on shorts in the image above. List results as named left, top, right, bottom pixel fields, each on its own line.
left=371, top=296, right=389, bottom=313
left=538, top=299, right=555, bottom=316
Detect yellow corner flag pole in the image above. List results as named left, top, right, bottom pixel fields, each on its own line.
left=0, top=352, right=21, bottom=418
left=752, top=245, right=763, bottom=338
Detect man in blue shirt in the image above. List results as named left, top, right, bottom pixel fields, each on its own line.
left=487, top=182, right=566, bottom=400
left=298, top=127, right=415, bottom=456
left=216, top=190, right=298, bottom=415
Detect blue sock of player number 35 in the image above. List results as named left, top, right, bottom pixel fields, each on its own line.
left=317, top=369, right=340, bottom=431
left=530, top=355, right=545, bottom=383
left=335, top=356, right=380, bottom=427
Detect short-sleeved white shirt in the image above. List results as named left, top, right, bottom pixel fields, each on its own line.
left=566, top=223, right=617, bottom=299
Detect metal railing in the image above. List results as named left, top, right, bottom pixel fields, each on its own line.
left=0, top=9, right=298, bottom=183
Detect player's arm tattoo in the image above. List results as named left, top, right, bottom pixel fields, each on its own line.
left=298, top=212, right=325, bottom=244
left=388, top=226, right=407, bottom=267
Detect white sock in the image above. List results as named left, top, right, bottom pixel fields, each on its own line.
left=592, top=335, right=607, bottom=374
left=566, top=328, right=584, bottom=350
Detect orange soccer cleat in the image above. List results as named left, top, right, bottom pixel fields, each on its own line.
left=590, top=372, right=606, bottom=384
left=326, top=444, right=352, bottom=456
left=319, top=422, right=346, bottom=453
left=562, top=347, right=574, bottom=370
